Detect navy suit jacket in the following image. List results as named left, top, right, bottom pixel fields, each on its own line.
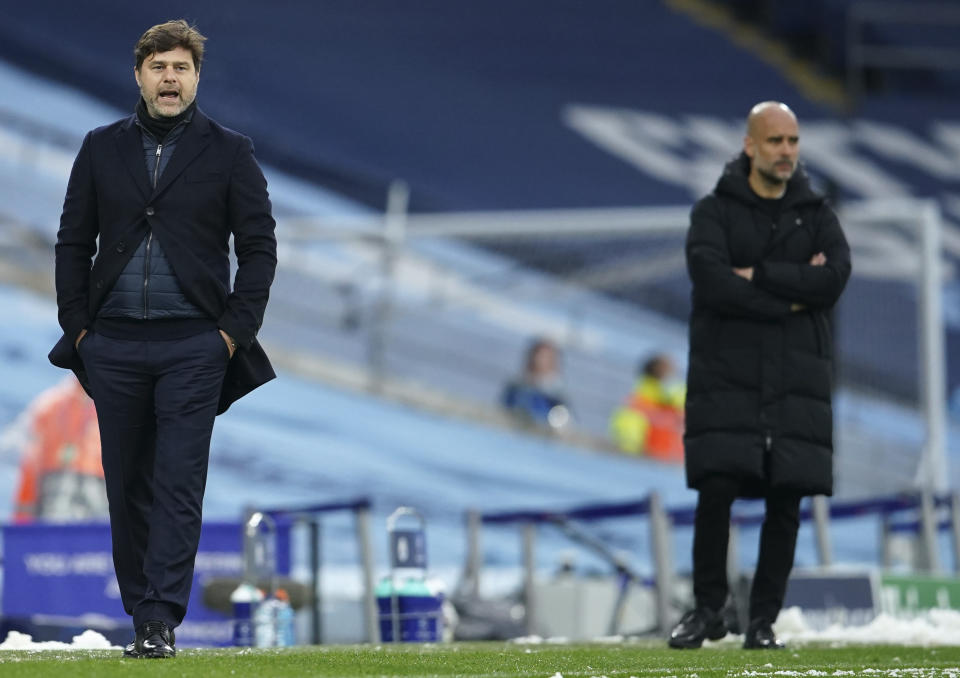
left=49, top=107, right=277, bottom=414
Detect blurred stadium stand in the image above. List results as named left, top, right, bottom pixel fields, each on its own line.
left=708, top=0, right=960, bottom=104
left=0, top=0, right=959, bottom=576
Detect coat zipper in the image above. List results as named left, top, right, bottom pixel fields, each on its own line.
left=143, top=143, right=162, bottom=319
left=153, top=143, right=163, bottom=188
left=764, top=431, right=772, bottom=451
left=143, top=232, right=153, bottom=319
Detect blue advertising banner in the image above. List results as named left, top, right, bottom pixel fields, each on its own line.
left=782, top=570, right=879, bottom=630
left=2, top=521, right=290, bottom=647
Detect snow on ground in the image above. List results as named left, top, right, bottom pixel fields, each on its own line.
left=774, top=607, right=960, bottom=647
left=699, top=607, right=960, bottom=648
left=0, top=629, right=119, bottom=650
left=732, top=671, right=960, bottom=677
left=516, top=607, right=960, bottom=648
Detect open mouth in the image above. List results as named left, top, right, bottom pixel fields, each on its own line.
left=158, top=90, right=180, bottom=104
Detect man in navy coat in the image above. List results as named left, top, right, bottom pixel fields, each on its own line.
left=49, top=19, right=277, bottom=658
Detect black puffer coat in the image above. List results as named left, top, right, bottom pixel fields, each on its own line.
left=684, top=154, right=851, bottom=497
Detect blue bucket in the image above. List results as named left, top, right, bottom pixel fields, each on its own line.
left=376, top=578, right=444, bottom=642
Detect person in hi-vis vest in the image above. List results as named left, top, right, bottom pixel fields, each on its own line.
left=12, top=375, right=106, bottom=522
left=610, top=354, right=685, bottom=463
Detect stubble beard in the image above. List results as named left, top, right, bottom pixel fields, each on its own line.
left=757, top=164, right=793, bottom=189
left=142, top=88, right=193, bottom=119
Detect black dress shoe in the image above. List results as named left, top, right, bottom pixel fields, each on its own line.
left=134, top=621, right=176, bottom=658
left=743, top=619, right=785, bottom=650
left=668, top=607, right=727, bottom=649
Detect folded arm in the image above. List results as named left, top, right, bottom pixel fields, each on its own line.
left=753, top=204, right=852, bottom=309
left=686, top=198, right=794, bottom=319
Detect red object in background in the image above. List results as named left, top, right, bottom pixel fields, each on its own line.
left=13, top=376, right=106, bottom=522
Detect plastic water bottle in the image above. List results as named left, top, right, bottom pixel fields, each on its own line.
left=274, top=589, right=296, bottom=647
left=253, top=593, right=276, bottom=647
left=230, top=582, right=264, bottom=647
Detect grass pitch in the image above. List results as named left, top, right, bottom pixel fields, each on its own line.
left=0, top=641, right=958, bottom=677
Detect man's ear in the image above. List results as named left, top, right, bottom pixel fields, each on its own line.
left=134, top=67, right=141, bottom=88
left=743, top=135, right=755, bottom=159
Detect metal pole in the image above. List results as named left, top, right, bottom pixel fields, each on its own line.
left=880, top=513, right=893, bottom=569
left=647, top=492, right=674, bottom=636
left=917, top=199, right=948, bottom=493
left=811, top=495, right=833, bottom=567
left=726, top=524, right=740, bottom=595
left=241, top=505, right=257, bottom=584
left=463, top=510, right=482, bottom=598
left=368, top=179, right=409, bottom=394
left=355, top=505, right=380, bottom=643
left=951, top=493, right=960, bottom=574
left=310, top=517, right=322, bottom=645
left=726, top=523, right=745, bottom=631
left=522, top=523, right=537, bottom=635
left=919, top=490, right=942, bottom=574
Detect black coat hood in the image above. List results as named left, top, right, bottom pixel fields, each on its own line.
left=715, top=152, right=822, bottom=211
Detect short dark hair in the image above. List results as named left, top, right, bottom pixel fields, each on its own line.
left=640, top=354, right=670, bottom=378
left=524, top=337, right=557, bottom=372
left=134, top=20, right=206, bottom=72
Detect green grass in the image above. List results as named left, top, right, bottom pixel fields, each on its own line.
left=0, top=641, right=959, bottom=677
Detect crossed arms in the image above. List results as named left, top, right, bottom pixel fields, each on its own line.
left=685, top=197, right=852, bottom=319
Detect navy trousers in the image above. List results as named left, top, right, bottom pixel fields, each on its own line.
left=78, top=329, right=228, bottom=629
left=692, top=474, right=802, bottom=625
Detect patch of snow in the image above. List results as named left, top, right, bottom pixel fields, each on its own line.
left=0, top=629, right=119, bottom=651
left=511, top=635, right=571, bottom=645
left=775, top=606, right=960, bottom=646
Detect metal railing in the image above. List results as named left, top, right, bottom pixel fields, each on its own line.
left=462, top=490, right=959, bottom=638
left=246, top=498, right=379, bottom=644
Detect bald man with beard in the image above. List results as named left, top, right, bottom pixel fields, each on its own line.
left=669, top=102, right=851, bottom=650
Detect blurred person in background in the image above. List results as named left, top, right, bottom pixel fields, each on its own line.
left=609, top=353, right=684, bottom=463
left=501, top=337, right=571, bottom=430
left=669, top=102, right=850, bottom=651
left=7, top=376, right=107, bottom=522
left=48, top=20, right=277, bottom=659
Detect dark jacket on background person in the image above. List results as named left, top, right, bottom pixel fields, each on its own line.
left=683, top=153, right=851, bottom=497
left=48, top=106, right=277, bottom=413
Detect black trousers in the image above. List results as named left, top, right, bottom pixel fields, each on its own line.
left=79, top=330, right=228, bottom=629
left=692, top=474, right=802, bottom=625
